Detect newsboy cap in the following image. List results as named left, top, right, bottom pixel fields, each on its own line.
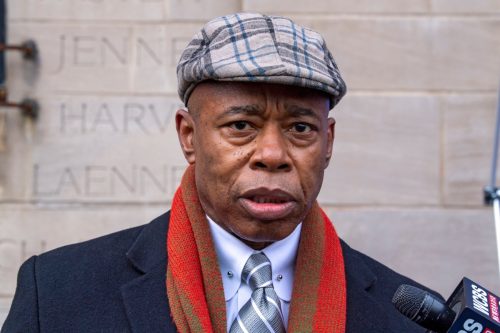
left=177, top=12, right=347, bottom=109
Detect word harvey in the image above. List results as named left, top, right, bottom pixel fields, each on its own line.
left=58, top=100, right=181, bottom=134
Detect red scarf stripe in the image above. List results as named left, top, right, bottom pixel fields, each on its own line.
left=287, top=205, right=324, bottom=331
left=313, top=210, right=347, bottom=331
left=167, top=187, right=213, bottom=332
left=181, top=169, right=227, bottom=333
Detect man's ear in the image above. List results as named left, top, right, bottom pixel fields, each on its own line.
left=175, top=109, right=196, bottom=164
left=324, top=117, right=335, bottom=168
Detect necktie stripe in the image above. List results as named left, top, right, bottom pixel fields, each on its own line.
left=245, top=262, right=271, bottom=286
left=236, top=316, right=250, bottom=333
left=265, top=296, right=282, bottom=316
left=230, top=253, right=286, bottom=333
left=255, top=291, right=283, bottom=332
left=251, top=298, right=276, bottom=333
left=239, top=301, right=273, bottom=332
left=257, top=280, right=272, bottom=288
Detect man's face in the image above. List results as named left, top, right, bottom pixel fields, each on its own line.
left=176, top=81, right=335, bottom=249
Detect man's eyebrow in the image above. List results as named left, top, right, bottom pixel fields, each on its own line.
left=216, top=104, right=321, bottom=120
left=286, top=105, right=321, bottom=120
left=217, top=105, right=262, bottom=119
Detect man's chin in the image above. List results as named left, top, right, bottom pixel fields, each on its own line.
left=233, top=235, right=274, bottom=250
left=230, top=220, right=300, bottom=248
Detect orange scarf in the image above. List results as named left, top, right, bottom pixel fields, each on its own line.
left=166, top=165, right=346, bottom=332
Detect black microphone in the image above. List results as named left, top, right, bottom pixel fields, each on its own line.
left=393, top=278, right=500, bottom=333
left=392, top=284, right=456, bottom=332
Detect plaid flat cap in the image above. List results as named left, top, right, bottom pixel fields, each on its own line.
left=177, top=12, right=347, bottom=109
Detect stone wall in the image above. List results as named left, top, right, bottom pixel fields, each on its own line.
left=1, top=0, right=500, bottom=324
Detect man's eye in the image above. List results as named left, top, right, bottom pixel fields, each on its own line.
left=291, top=123, right=312, bottom=133
left=230, top=121, right=252, bottom=130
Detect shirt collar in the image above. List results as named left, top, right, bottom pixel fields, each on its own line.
left=207, top=216, right=302, bottom=302
left=261, top=224, right=301, bottom=302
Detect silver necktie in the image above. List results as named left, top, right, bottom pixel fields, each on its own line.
left=229, top=252, right=286, bottom=333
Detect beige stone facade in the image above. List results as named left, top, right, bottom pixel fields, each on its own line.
left=1, top=0, right=500, bottom=324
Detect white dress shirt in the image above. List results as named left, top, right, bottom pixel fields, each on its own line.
left=207, top=216, right=302, bottom=332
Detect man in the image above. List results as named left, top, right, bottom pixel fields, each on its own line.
left=2, top=13, right=438, bottom=332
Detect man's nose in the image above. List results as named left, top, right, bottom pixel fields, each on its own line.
left=249, top=126, right=292, bottom=172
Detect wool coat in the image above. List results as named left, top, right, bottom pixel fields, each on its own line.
left=2, top=211, right=439, bottom=332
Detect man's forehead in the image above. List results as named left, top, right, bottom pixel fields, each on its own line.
left=216, top=104, right=326, bottom=122
left=188, top=81, right=330, bottom=114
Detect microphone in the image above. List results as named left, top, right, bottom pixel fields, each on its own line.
left=393, top=278, right=500, bottom=333
left=392, top=284, right=455, bottom=332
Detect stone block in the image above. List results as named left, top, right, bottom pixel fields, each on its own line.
left=443, top=94, right=497, bottom=206
left=431, top=0, right=500, bottom=14
left=243, top=0, right=429, bottom=14
left=0, top=204, right=167, bottom=300
left=0, top=109, right=33, bottom=201
left=429, top=19, right=500, bottom=91
left=301, top=18, right=433, bottom=91
left=168, top=0, right=241, bottom=20
left=296, top=17, right=500, bottom=91
left=7, top=23, right=200, bottom=94
left=324, top=206, right=500, bottom=297
left=8, top=0, right=166, bottom=21
left=318, top=93, right=440, bottom=206
left=244, top=0, right=500, bottom=15
left=0, top=95, right=188, bottom=203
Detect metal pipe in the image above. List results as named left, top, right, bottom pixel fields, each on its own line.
left=493, top=197, right=500, bottom=278
left=489, top=82, right=500, bottom=189
left=0, top=41, right=37, bottom=59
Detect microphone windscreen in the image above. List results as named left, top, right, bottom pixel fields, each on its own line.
left=392, top=284, right=426, bottom=320
left=393, top=284, right=456, bottom=332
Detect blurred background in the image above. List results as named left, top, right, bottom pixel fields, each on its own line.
left=1, top=0, right=500, bottom=324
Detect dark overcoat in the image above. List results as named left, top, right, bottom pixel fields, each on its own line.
left=2, top=211, right=438, bottom=332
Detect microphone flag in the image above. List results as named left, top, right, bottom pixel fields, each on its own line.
left=446, top=277, right=499, bottom=333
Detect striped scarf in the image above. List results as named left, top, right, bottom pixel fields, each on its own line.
left=166, top=165, right=347, bottom=332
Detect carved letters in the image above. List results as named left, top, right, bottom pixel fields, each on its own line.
left=33, top=164, right=185, bottom=199
left=52, top=34, right=165, bottom=74
left=58, top=100, right=180, bottom=135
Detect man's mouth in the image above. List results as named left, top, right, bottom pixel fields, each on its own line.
left=239, top=189, right=297, bottom=220
left=250, top=196, right=289, bottom=204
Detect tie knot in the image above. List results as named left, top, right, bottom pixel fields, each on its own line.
left=241, top=252, right=273, bottom=291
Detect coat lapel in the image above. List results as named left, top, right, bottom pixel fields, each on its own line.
left=342, top=240, right=400, bottom=333
left=345, top=273, right=398, bottom=332
left=120, top=212, right=177, bottom=333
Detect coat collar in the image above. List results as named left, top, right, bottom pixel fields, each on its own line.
left=341, top=239, right=377, bottom=290
left=125, top=212, right=170, bottom=273
left=120, top=212, right=177, bottom=333
left=341, top=240, right=387, bottom=332
left=341, top=240, right=413, bottom=333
